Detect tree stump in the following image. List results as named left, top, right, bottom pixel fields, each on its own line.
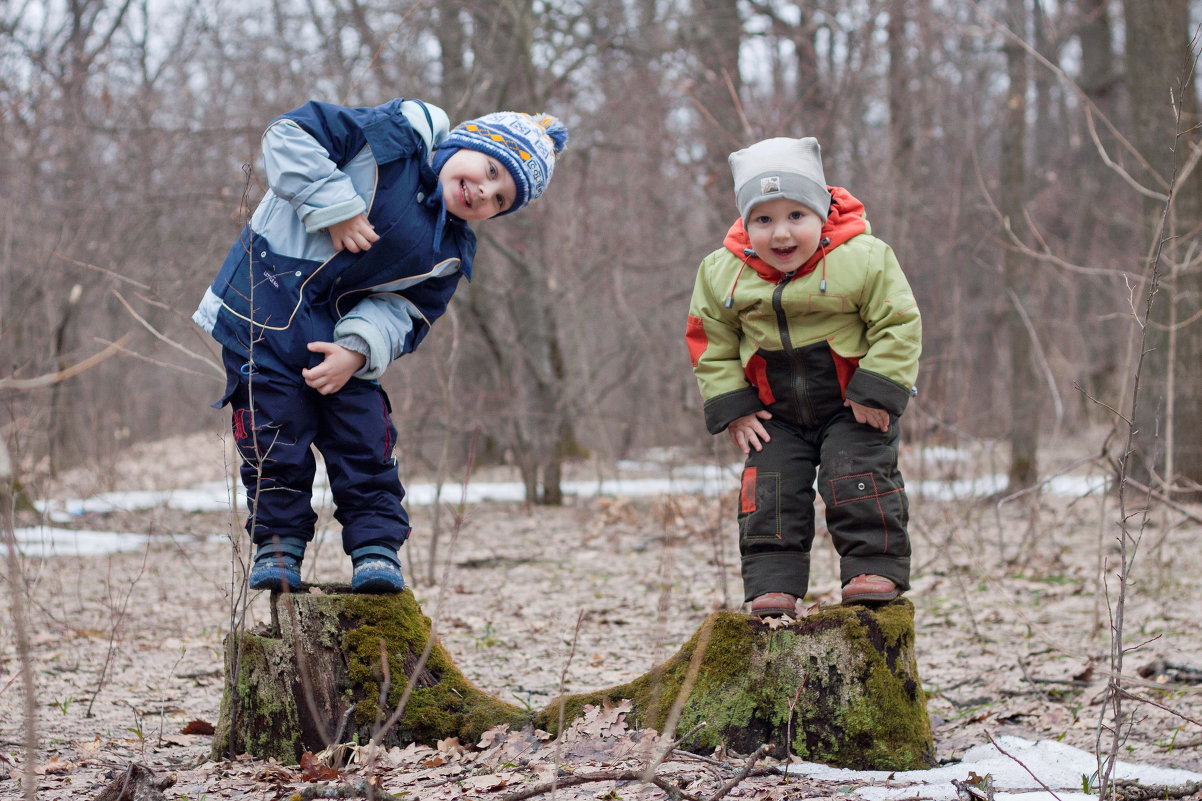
left=215, top=591, right=934, bottom=770
left=537, top=600, right=935, bottom=770
left=212, top=587, right=528, bottom=763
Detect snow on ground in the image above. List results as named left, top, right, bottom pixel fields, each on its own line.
left=786, top=736, right=1202, bottom=801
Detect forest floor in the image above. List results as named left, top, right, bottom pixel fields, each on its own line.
left=2, top=430, right=1202, bottom=800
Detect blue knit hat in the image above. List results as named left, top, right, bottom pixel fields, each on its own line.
left=433, top=111, right=569, bottom=215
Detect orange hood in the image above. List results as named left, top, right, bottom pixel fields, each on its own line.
left=722, top=185, right=868, bottom=282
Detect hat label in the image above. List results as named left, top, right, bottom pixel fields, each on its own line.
left=761, top=176, right=781, bottom=194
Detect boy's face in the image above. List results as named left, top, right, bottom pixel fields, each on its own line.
left=438, top=149, right=516, bottom=221
left=745, top=198, right=824, bottom=274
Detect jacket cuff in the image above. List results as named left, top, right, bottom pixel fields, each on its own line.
left=302, top=196, right=367, bottom=233
left=702, top=387, right=764, bottom=434
left=846, top=369, right=913, bottom=417
left=332, top=318, right=386, bottom=380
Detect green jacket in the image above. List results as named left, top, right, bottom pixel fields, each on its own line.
left=686, top=187, right=921, bottom=434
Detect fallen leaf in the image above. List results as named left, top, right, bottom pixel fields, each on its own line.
left=463, top=772, right=517, bottom=791
left=300, top=751, right=339, bottom=782
left=39, top=758, right=76, bottom=775
left=255, top=763, right=297, bottom=783
left=477, top=724, right=510, bottom=749
left=181, top=719, right=215, bottom=735
left=436, top=736, right=465, bottom=757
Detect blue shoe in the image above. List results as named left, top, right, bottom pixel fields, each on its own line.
left=350, top=545, right=405, bottom=594
left=248, top=537, right=306, bottom=592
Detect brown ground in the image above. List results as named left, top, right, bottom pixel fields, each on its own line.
left=2, top=430, right=1201, bottom=800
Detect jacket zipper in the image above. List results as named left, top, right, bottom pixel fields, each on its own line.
left=772, top=274, right=816, bottom=427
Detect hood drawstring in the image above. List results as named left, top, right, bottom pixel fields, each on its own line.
left=818, top=236, right=831, bottom=292
left=723, top=249, right=755, bottom=308
left=727, top=236, right=833, bottom=305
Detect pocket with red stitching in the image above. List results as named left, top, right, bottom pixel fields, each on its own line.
left=828, top=473, right=883, bottom=506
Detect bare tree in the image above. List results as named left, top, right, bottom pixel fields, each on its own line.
left=1002, top=0, right=1039, bottom=491
left=1124, top=0, right=1202, bottom=501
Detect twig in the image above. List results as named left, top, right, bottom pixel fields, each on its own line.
left=1102, top=466, right=1202, bottom=526
left=706, top=744, right=773, bottom=801
left=1106, top=779, right=1202, bottom=801
left=642, top=616, right=716, bottom=779
left=985, top=731, right=1066, bottom=801
left=370, top=434, right=480, bottom=746
left=552, top=608, right=587, bottom=798
left=499, top=769, right=648, bottom=801
left=1, top=442, right=37, bottom=801
left=110, top=290, right=225, bottom=376
left=1117, top=686, right=1202, bottom=728
left=0, top=333, right=134, bottom=390
left=499, top=744, right=775, bottom=801
left=84, top=524, right=153, bottom=717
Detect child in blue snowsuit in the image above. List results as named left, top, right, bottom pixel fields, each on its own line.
left=193, top=98, right=568, bottom=593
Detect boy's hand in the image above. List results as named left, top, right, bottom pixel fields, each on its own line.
left=327, top=213, right=379, bottom=253
left=302, top=342, right=367, bottom=395
left=728, top=410, right=773, bottom=455
left=845, top=398, right=890, bottom=432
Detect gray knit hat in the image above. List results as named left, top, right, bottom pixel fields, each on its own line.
left=729, top=137, right=831, bottom=224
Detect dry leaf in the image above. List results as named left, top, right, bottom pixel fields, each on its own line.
left=75, top=737, right=104, bottom=757
left=300, top=751, right=339, bottom=782
left=477, top=724, right=510, bottom=749
left=39, top=758, right=76, bottom=775
left=181, top=719, right=215, bottom=735
left=436, top=736, right=465, bottom=756
left=255, top=763, right=297, bottom=783
left=463, top=772, right=517, bottom=791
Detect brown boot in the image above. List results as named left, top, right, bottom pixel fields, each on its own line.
left=841, top=574, right=900, bottom=604
left=749, top=592, right=799, bottom=617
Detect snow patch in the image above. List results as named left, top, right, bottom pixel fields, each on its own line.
left=783, top=736, right=1202, bottom=801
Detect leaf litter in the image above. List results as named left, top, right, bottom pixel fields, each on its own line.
left=2, top=431, right=1202, bottom=799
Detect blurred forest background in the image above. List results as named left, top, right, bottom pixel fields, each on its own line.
left=2, top=0, right=1200, bottom=504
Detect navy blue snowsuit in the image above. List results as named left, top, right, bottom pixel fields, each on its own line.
left=193, top=98, right=475, bottom=553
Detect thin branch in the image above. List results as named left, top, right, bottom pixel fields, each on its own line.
left=0, top=333, right=133, bottom=390
left=110, top=290, right=224, bottom=377
left=986, top=731, right=1066, bottom=801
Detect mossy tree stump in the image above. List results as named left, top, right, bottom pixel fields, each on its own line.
left=537, top=600, right=934, bottom=770
left=216, top=592, right=934, bottom=770
left=213, top=587, right=528, bottom=763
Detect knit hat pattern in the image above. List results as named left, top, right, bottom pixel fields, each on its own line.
left=729, top=137, right=831, bottom=224
left=437, top=111, right=569, bottom=215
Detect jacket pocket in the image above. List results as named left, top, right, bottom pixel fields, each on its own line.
left=738, top=467, right=783, bottom=542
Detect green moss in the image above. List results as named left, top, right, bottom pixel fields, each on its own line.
left=336, top=592, right=528, bottom=745
left=212, top=632, right=302, bottom=763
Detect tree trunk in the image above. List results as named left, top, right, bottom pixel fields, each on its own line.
left=1003, top=0, right=1039, bottom=492
left=216, top=592, right=934, bottom=771
left=1124, top=0, right=1202, bottom=500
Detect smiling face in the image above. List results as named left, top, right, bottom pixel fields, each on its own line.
left=745, top=197, right=825, bottom=274
left=438, top=148, right=516, bottom=222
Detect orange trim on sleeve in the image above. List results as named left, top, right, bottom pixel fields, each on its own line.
left=686, top=315, right=708, bottom=367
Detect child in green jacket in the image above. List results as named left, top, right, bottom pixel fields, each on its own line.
left=686, top=137, right=921, bottom=616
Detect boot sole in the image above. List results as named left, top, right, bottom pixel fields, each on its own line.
left=841, top=590, right=901, bottom=604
